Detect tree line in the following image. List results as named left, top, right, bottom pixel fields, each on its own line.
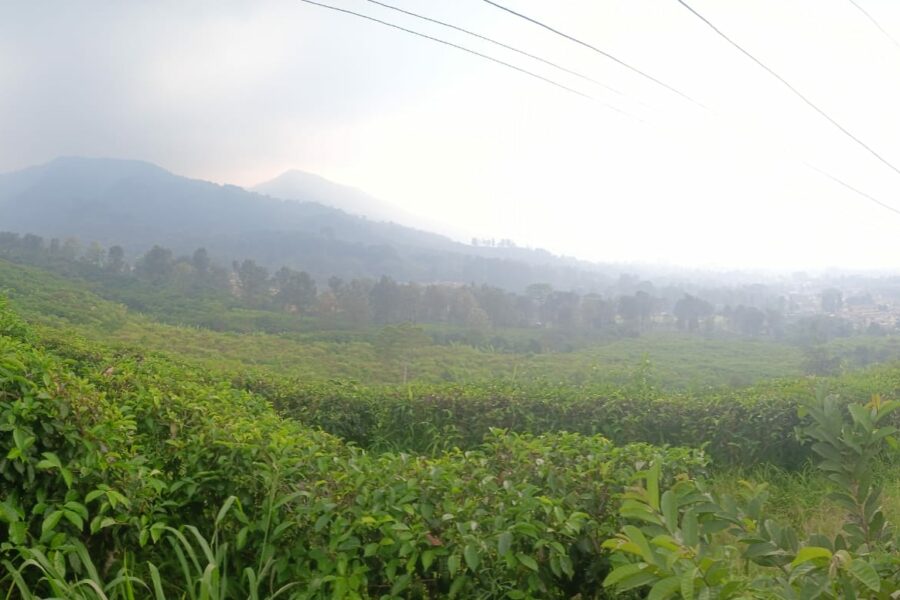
left=0, top=231, right=881, bottom=341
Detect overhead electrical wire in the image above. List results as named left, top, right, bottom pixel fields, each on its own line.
left=480, top=0, right=705, bottom=108
left=364, top=0, right=625, bottom=97
left=675, top=0, right=900, bottom=180
left=300, top=0, right=900, bottom=218
left=806, top=163, right=900, bottom=217
left=847, top=0, right=900, bottom=51
left=297, top=0, right=637, bottom=119
left=476, top=0, right=900, bottom=216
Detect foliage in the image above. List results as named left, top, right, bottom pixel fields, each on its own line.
left=244, top=371, right=900, bottom=468
left=1, top=299, right=707, bottom=598
left=602, top=392, right=899, bottom=598
left=2, top=256, right=900, bottom=597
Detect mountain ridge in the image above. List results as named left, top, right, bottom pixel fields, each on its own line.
left=0, top=156, right=614, bottom=290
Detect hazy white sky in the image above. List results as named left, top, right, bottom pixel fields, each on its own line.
left=2, top=0, right=899, bottom=270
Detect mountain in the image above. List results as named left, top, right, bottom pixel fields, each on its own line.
left=253, top=169, right=452, bottom=235
left=0, top=157, right=615, bottom=290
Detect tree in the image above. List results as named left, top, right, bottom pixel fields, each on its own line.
left=274, top=267, right=317, bottom=314
left=673, top=294, right=713, bottom=332
left=106, top=246, right=126, bottom=274
left=171, top=260, right=196, bottom=291
left=135, top=245, right=174, bottom=282
left=474, top=285, right=516, bottom=328
left=581, top=294, right=615, bottom=331
left=544, top=291, right=581, bottom=330
left=327, top=276, right=344, bottom=295
left=337, top=279, right=372, bottom=325
left=732, top=305, right=765, bottom=336
left=618, top=293, right=653, bottom=334
left=82, top=242, right=106, bottom=267
left=448, top=287, right=488, bottom=329
left=526, top=283, right=554, bottom=327
left=21, top=233, right=44, bottom=256
left=60, top=237, right=81, bottom=260
left=233, top=259, right=269, bottom=303
left=396, top=283, right=422, bottom=322
left=191, top=248, right=211, bottom=276
left=370, top=276, right=402, bottom=323
left=619, top=291, right=655, bottom=333
left=422, top=285, right=451, bottom=323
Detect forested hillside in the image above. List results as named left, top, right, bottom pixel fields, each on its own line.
left=0, top=157, right=612, bottom=289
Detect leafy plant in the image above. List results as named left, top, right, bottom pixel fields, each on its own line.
left=602, top=392, right=899, bottom=598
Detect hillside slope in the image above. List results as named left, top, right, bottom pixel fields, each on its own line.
left=0, top=157, right=613, bottom=289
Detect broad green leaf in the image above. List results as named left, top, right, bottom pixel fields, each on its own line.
left=41, top=510, right=63, bottom=535
left=615, top=570, right=659, bottom=593
left=661, top=490, right=677, bottom=532
left=623, top=525, right=660, bottom=566
left=447, top=553, right=460, bottom=577
left=648, top=576, right=681, bottom=600
left=516, top=553, right=538, bottom=572
left=463, top=544, right=480, bottom=571
left=681, top=510, right=698, bottom=547
left=390, top=574, right=411, bottom=596
left=791, top=546, right=832, bottom=567
left=647, top=462, right=660, bottom=511
left=497, top=531, right=513, bottom=557
left=448, top=574, right=467, bottom=598
left=848, top=559, right=880, bottom=592
left=680, top=570, right=695, bottom=600
left=603, top=563, right=645, bottom=587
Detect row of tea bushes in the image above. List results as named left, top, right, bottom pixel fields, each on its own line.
left=239, top=367, right=900, bottom=468
left=2, top=298, right=706, bottom=598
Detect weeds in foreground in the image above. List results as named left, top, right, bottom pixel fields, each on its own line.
left=604, top=392, right=899, bottom=598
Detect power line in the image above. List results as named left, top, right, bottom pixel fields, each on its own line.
left=806, top=163, right=900, bottom=217
left=480, top=0, right=705, bottom=108
left=302, top=0, right=900, bottom=220
left=675, top=0, right=900, bottom=180
left=847, top=0, right=900, bottom=51
left=364, top=0, right=624, bottom=97
left=298, top=0, right=635, bottom=118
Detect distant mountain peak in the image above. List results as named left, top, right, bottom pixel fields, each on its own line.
left=47, top=155, right=171, bottom=175
left=253, top=169, right=408, bottom=224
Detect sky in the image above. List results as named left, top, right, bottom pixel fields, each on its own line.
left=1, top=0, right=900, bottom=270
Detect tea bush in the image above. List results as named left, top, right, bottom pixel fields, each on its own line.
left=239, top=372, right=900, bottom=468
left=1, top=298, right=707, bottom=598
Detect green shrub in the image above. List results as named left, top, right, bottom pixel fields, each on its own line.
left=602, top=393, right=899, bottom=598
left=1, top=300, right=707, bottom=598
left=242, top=374, right=900, bottom=468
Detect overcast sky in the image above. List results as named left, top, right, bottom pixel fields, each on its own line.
left=2, top=0, right=900, bottom=270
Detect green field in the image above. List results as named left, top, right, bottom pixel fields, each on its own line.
left=1, top=257, right=899, bottom=598
left=0, top=259, right=833, bottom=390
